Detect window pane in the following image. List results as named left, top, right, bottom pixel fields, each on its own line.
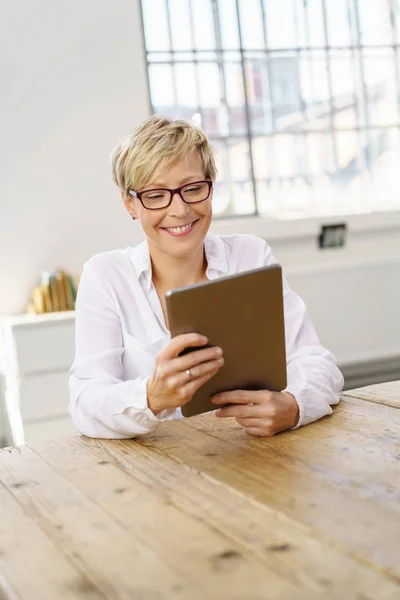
left=238, top=0, right=264, bottom=50
left=214, top=140, right=255, bottom=216
left=332, top=131, right=364, bottom=211
left=142, top=0, right=170, bottom=51
left=279, top=178, right=311, bottom=213
left=325, top=0, right=352, bottom=47
left=244, top=56, right=273, bottom=134
left=396, top=1, right=400, bottom=45
left=363, top=50, right=399, bottom=126
left=356, top=0, right=393, bottom=46
left=142, top=0, right=400, bottom=217
left=211, top=140, right=232, bottom=216
left=304, top=0, right=325, bottom=48
left=369, top=128, right=400, bottom=207
left=191, top=0, right=216, bottom=50
left=299, top=52, right=330, bottom=130
left=264, top=0, right=299, bottom=50
left=211, top=139, right=228, bottom=181
left=169, top=0, right=193, bottom=50
left=224, top=62, right=247, bottom=135
left=232, top=181, right=256, bottom=215
left=307, top=134, right=337, bottom=211
left=329, top=51, right=358, bottom=129
left=212, top=180, right=232, bottom=215
left=174, top=63, right=198, bottom=110
left=307, top=133, right=335, bottom=176
left=252, top=136, right=309, bottom=215
left=257, top=181, right=280, bottom=216
left=149, top=64, right=175, bottom=109
left=197, top=63, right=220, bottom=107
left=274, top=134, right=307, bottom=178
left=228, top=139, right=252, bottom=181
left=218, top=0, right=240, bottom=49
left=269, top=55, right=303, bottom=130
left=334, top=105, right=358, bottom=130
left=252, top=136, right=274, bottom=180
left=335, top=130, right=361, bottom=175
left=197, top=63, right=224, bottom=136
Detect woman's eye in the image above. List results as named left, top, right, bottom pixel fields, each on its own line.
left=186, top=186, right=201, bottom=193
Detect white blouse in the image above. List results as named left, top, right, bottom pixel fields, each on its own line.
left=69, top=233, right=343, bottom=438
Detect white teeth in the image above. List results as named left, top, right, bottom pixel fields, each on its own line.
left=165, top=222, right=193, bottom=233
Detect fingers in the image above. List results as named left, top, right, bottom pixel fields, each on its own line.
left=167, top=357, right=224, bottom=390
left=212, top=390, right=267, bottom=405
left=215, top=404, right=264, bottom=419
left=185, top=356, right=224, bottom=381
left=155, top=347, right=223, bottom=382
left=150, top=334, right=224, bottom=412
left=160, top=333, right=208, bottom=360
left=181, top=362, right=222, bottom=399
left=237, top=417, right=276, bottom=437
left=235, top=417, right=266, bottom=428
left=244, top=427, right=270, bottom=437
left=172, top=345, right=223, bottom=374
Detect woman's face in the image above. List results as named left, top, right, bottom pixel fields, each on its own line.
left=123, top=151, right=213, bottom=260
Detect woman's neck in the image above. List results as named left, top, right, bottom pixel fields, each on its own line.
left=150, top=244, right=207, bottom=291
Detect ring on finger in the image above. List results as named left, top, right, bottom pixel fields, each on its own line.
left=186, top=368, right=194, bottom=380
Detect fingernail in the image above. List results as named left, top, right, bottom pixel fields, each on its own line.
left=218, top=358, right=224, bottom=364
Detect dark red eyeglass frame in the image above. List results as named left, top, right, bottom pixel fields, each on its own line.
left=128, top=180, right=213, bottom=210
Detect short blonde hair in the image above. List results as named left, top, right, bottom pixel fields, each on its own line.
left=111, top=116, right=218, bottom=194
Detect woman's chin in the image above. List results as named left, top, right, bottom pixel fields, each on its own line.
left=162, top=239, right=203, bottom=259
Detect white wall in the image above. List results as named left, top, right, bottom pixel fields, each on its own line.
left=0, top=0, right=148, bottom=314
left=1, top=0, right=400, bottom=375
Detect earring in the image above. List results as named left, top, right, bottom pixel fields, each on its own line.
left=131, top=216, right=136, bottom=220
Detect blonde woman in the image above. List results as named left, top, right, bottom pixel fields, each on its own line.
left=69, top=116, right=343, bottom=439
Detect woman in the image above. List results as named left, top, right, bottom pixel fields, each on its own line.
left=69, top=116, right=343, bottom=439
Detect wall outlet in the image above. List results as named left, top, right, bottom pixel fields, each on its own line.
left=318, top=223, right=347, bottom=249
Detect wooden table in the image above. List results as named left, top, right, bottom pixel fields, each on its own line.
left=1, top=382, right=400, bottom=599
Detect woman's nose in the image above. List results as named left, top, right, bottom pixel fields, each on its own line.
left=169, top=192, right=190, bottom=216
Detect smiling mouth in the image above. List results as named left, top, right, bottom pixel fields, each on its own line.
left=161, top=220, right=199, bottom=236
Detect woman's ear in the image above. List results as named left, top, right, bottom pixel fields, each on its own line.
left=121, top=190, right=138, bottom=220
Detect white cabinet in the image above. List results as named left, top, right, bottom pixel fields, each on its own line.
left=0, top=312, right=77, bottom=447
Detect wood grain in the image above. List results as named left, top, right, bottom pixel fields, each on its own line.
left=1, top=382, right=400, bottom=599
left=70, top=435, right=400, bottom=599
left=342, top=380, right=400, bottom=409
left=0, top=445, right=200, bottom=599
left=0, top=470, right=103, bottom=600
left=141, top=397, right=400, bottom=581
left=29, top=437, right=303, bottom=600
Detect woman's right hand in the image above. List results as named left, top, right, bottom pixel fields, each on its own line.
left=147, top=333, right=224, bottom=415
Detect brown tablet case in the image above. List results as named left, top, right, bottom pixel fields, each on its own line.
left=166, top=264, right=287, bottom=418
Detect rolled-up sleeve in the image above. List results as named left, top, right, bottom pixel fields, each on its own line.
left=69, top=260, right=172, bottom=439
left=264, top=244, right=344, bottom=427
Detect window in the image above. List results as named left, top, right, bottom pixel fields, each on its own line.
left=140, top=0, right=400, bottom=218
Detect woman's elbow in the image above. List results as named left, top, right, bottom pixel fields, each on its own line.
left=68, top=397, right=149, bottom=440
left=69, top=400, right=102, bottom=438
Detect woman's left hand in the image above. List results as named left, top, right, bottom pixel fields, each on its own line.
left=211, top=390, right=299, bottom=436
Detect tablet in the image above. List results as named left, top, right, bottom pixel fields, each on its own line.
left=165, top=264, right=287, bottom=418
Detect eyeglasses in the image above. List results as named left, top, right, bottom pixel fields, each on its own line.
left=129, top=180, right=213, bottom=210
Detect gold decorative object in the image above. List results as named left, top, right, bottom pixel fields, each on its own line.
left=26, top=270, right=80, bottom=315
